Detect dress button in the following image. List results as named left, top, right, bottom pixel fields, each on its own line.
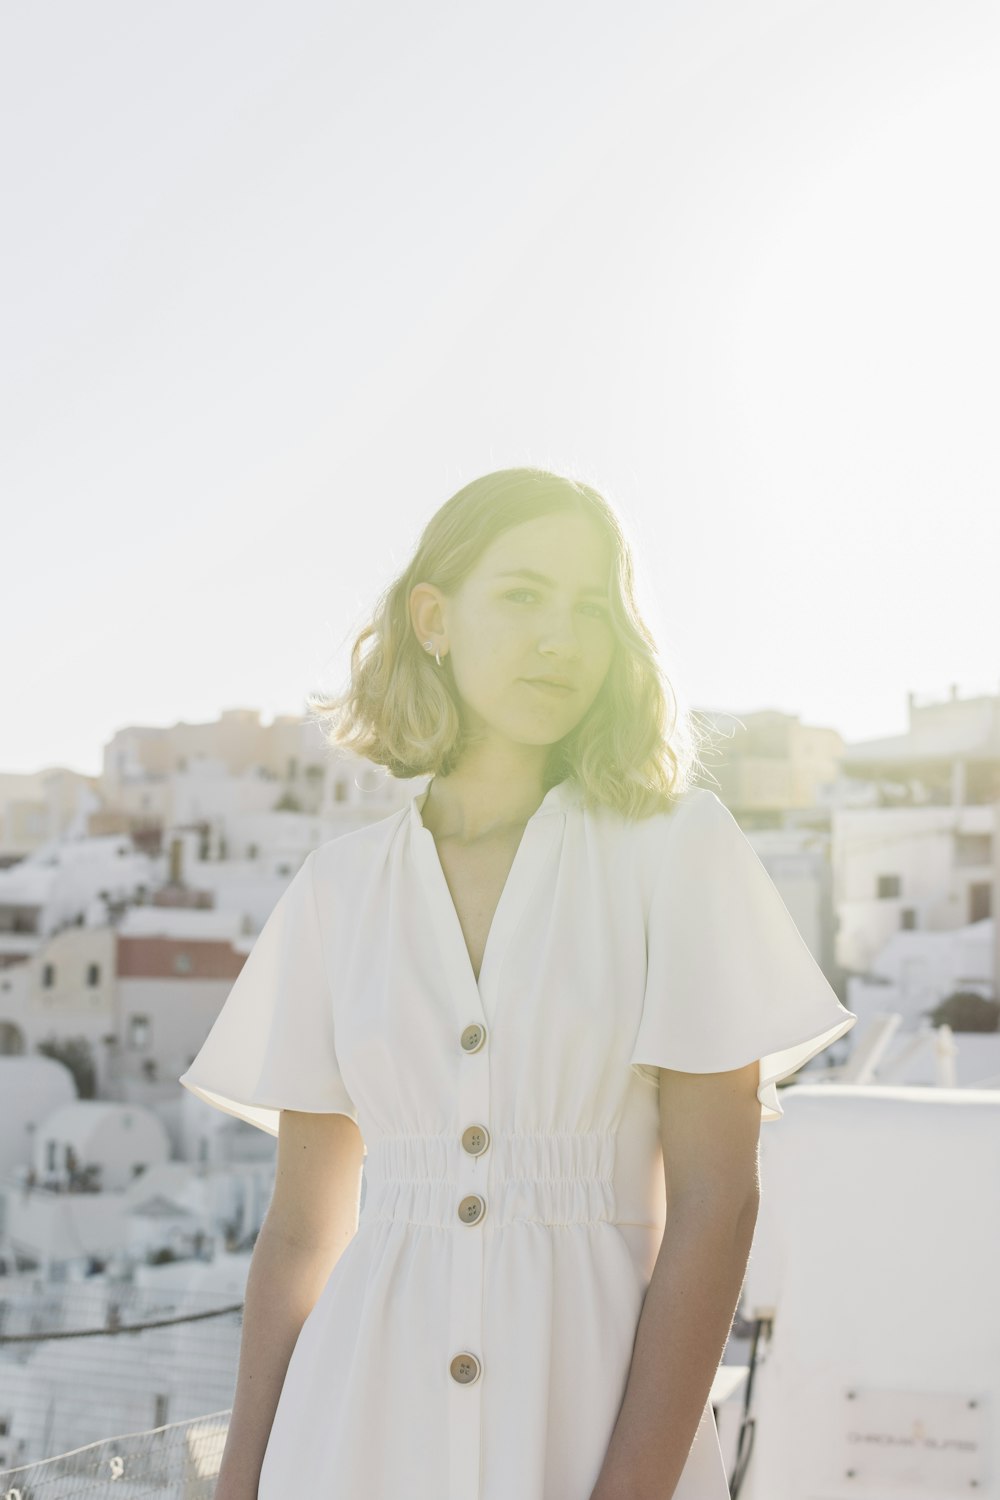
left=460, top=1023, right=486, bottom=1053
left=458, top=1194, right=487, bottom=1225
left=461, top=1123, right=490, bottom=1156
left=450, top=1351, right=482, bottom=1384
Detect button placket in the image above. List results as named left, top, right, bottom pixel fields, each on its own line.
left=409, top=788, right=567, bottom=1500
left=447, top=1017, right=489, bottom=1499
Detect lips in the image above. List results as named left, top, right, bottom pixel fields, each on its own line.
left=525, top=679, right=576, bottom=695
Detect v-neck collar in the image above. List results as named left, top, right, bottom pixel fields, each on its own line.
left=408, top=774, right=575, bottom=1023
left=408, top=774, right=576, bottom=835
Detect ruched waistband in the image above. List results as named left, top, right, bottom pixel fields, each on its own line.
left=362, top=1130, right=616, bottom=1228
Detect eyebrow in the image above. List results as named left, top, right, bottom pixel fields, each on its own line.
left=493, top=568, right=608, bottom=598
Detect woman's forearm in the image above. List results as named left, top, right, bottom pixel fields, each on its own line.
left=213, top=1220, right=353, bottom=1500
left=590, top=1190, right=760, bottom=1500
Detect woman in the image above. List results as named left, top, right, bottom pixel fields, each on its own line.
left=180, top=467, right=857, bottom=1500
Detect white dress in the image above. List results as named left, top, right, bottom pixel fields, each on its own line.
left=179, top=777, right=857, bottom=1500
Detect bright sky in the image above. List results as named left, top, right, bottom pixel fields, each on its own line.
left=4, top=0, right=997, bottom=778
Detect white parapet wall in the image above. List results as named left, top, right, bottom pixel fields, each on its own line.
left=734, top=1083, right=998, bottom=1500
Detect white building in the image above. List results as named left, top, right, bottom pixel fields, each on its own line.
left=836, top=685, right=1000, bottom=1005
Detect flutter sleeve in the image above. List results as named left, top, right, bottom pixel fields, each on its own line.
left=178, top=849, right=358, bottom=1137
left=629, top=789, right=857, bottom=1122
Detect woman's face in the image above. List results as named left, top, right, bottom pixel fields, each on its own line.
left=415, top=512, right=616, bottom=753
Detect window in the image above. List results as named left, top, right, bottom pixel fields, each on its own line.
left=955, top=832, right=993, bottom=867
left=969, top=883, right=992, bottom=923
left=130, top=1015, right=151, bottom=1050
left=877, top=874, right=902, bottom=899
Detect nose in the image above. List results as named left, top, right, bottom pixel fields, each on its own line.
left=537, top=613, right=586, bottom=657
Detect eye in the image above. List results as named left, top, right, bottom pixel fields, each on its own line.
left=505, top=589, right=608, bottom=619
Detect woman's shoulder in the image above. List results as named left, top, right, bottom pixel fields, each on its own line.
left=311, top=800, right=410, bottom=884
left=564, top=782, right=709, bottom=892
left=576, top=781, right=718, bottom=838
left=590, top=785, right=732, bottom=890
left=636, top=786, right=735, bottom=859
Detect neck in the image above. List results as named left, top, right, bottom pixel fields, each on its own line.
left=421, top=768, right=557, bottom=843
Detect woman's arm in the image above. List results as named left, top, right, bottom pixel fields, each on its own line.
left=589, top=1060, right=762, bottom=1500
left=214, top=1109, right=365, bottom=1500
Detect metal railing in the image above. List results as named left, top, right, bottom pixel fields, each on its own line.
left=0, top=1411, right=229, bottom=1498
left=0, top=1285, right=240, bottom=1482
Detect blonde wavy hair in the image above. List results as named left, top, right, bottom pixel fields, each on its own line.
left=307, top=467, right=719, bottom=820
